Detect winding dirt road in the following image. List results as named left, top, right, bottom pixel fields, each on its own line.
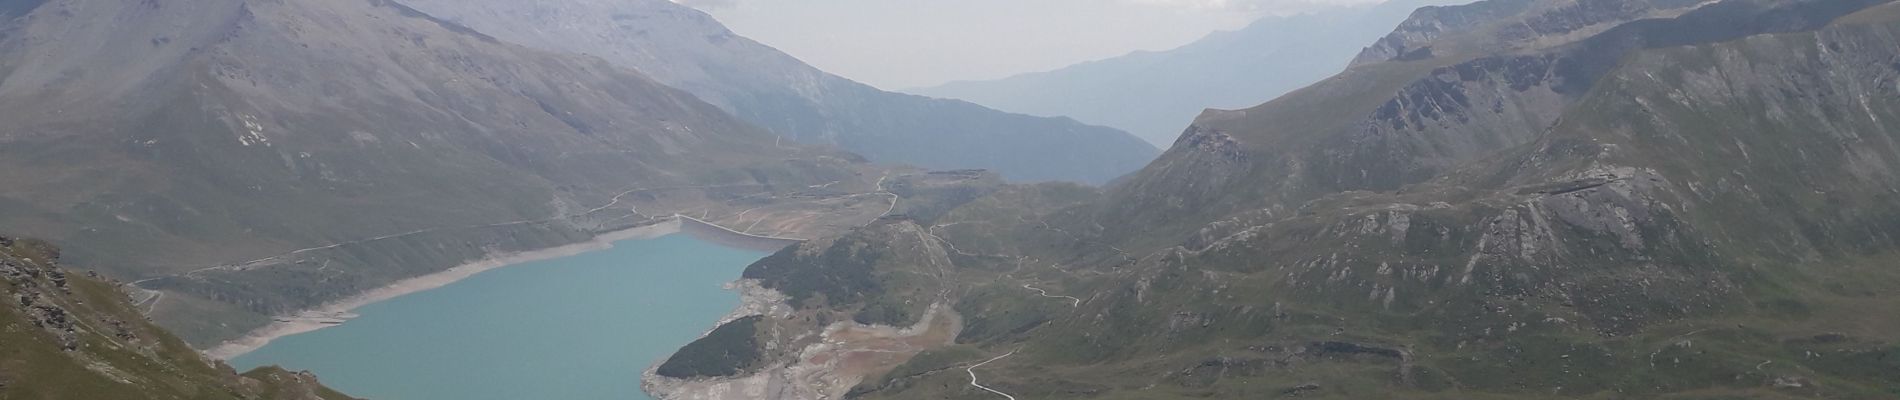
left=967, top=350, right=1019, bottom=400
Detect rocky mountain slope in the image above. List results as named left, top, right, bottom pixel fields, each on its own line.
left=910, top=0, right=1467, bottom=147
left=652, top=0, right=1900, bottom=398
left=0, top=236, right=355, bottom=399
left=400, top=0, right=1159, bottom=185
left=0, top=0, right=899, bottom=346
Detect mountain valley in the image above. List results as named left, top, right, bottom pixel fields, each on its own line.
left=652, top=0, right=1900, bottom=398
left=0, top=0, right=995, bottom=351
left=3, top=0, right=1899, bottom=398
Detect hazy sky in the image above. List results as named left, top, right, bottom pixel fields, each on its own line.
left=675, top=0, right=1381, bottom=90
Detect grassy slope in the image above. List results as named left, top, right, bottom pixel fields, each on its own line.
left=0, top=237, right=355, bottom=399
left=790, top=1, right=1900, bottom=399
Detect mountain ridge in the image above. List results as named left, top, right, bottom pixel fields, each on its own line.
left=652, top=0, right=1900, bottom=398
left=403, top=0, right=1160, bottom=184
left=909, top=0, right=1469, bottom=147
left=0, top=0, right=899, bottom=346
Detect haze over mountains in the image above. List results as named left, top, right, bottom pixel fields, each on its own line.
left=4, top=0, right=1900, bottom=399
left=912, top=0, right=1467, bottom=146
left=403, top=0, right=1159, bottom=184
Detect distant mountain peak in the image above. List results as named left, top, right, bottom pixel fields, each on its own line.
left=909, top=0, right=1470, bottom=147
left=404, top=0, right=1159, bottom=185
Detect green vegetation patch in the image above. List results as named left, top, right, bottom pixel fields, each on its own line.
left=656, top=316, right=766, bottom=378
left=744, top=237, right=883, bottom=309
left=0, top=236, right=357, bottom=399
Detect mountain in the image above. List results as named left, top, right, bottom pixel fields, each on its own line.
left=909, top=0, right=1467, bottom=147
left=0, top=236, right=355, bottom=399
left=398, top=0, right=1160, bottom=185
left=652, top=0, right=1900, bottom=398
left=0, top=0, right=899, bottom=346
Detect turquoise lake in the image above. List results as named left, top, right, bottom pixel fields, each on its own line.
left=232, top=234, right=769, bottom=400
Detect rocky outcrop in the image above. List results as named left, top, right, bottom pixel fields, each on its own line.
left=1099, top=0, right=1881, bottom=246
left=4, top=238, right=83, bottom=351
left=1354, top=0, right=1540, bottom=65
left=1352, top=0, right=1705, bottom=66
left=0, top=237, right=357, bottom=399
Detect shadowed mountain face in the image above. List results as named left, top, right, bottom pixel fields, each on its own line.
left=909, top=0, right=1470, bottom=147
left=0, top=0, right=879, bottom=344
left=401, top=0, right=1160, bottom=185
left=652, top=0, right=1900, bottom=398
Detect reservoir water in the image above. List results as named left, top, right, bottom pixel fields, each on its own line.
left=231, top=233, right=770, bottom=400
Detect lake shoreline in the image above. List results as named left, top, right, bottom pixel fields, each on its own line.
left=204, top=217, right=740, bottom=361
